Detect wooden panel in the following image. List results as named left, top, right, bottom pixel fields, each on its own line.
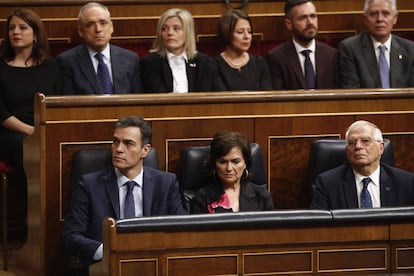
left=243, top=251, right=313, bottom=274
left=395, top=247, right=414, bottom=270
left=318, top=248, right=388, bottom=273
left=167, top=254, right=238, bottom=275
left=119, top=258, right=158, bottom=276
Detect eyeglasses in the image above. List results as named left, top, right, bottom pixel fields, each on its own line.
left=346, top=137, right=381, bottom=147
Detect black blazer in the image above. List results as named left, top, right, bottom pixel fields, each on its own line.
left=140, top=51, right=212, bottom=92
left=191, top=181, right=274, bottom=214
left=56, top=44, right=142, bottom=94
left=311, top=163, right=414, bottom=210
left=339, top=32, right=414, bottom=88
left=266, top=40, right=339, bottom=89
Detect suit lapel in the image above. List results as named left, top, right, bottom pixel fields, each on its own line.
left=77, top=45, right=100, bottom=93
left=103, top=168, right=121, bottom=219
left=162, top=57, right=174, bottom=92
left=142, top=167, right=154, bottom=216
left=186, top=57, right=197, bottom=91
left=361, top=34, right=382, bottom=87
left=286, top=41, right=306, bottom=88
left=389, top=37, right=404, bottom=87
left=343, top=168, right=359, bottom=208
left=109, top=45, right=120, bottom=93
left=379, top=165, right=392, bottom=207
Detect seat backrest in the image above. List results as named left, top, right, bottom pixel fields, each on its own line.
left=307, top=139, right=395, bottom=192
left=70, top=147, right=159, bottom=191
left=178, top=143, right=267, bottom=207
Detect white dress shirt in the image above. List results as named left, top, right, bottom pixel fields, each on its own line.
left=353, top=166, right=381, bottom=208
left=167, top=51, right=188, bottom=93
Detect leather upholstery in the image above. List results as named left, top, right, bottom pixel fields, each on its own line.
left=70, top=147, right=159, bottom=192
left=115, top=207, right=414, bottom=233
left=177, top=143, right=267, bottom=206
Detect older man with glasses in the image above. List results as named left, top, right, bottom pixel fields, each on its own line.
left=311, top=120, right=414, bottom=210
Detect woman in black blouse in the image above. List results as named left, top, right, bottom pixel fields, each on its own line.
left=210, top=9, right=272, bottom=91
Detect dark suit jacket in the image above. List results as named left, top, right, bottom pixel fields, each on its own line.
left=266, top=40, right=339, bottom=89
left=56, top=44, right=142, bottom=94
left=62, top=166, right=187, bottom=266
left=339, top=32, right=414, bottom=88
left=311, top=163, right=414, bottom=210
left=190, top=181, right=274, bottom=214
left=140, top=51, right=212, bottom=92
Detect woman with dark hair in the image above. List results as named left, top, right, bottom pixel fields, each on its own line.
left=0, top=8, right=60, bottom=167
left=210, top=9, right=272, bottom=91
left=0, top=9, right=60, bottom=242
left=191, top=132, right=274, bottom=213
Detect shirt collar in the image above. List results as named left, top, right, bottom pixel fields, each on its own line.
left=115, top=167, right=144, bottom=188
left=292, top=38, right=316, bottom=54
left=167, top=51, right=188, bottom=62
left=87, top=44, right=111, bottom=61
left=353, top=165, right=380, bottom=187
left=371, top=34, right=392, bottom=50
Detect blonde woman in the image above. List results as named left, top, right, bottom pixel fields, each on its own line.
left=140, top=8, right=212, bottom=93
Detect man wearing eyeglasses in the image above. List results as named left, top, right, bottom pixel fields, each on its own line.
left=339, top=0, right=414, bottom=88
left=311, top=120, right=414, bottom=209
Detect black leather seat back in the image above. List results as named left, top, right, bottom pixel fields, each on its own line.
left=178, top=143, right=267, bottom=207
left=70, top=147, right=159, bottom=191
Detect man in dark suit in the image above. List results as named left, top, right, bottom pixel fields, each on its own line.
left=62, top=116, right=187, bottom=269
left=311, top=120, right=414, bottom=210
left=266, top=0, right=338, bottom=90
left=56, top=2, right=142, bottom=94
left=339, top=0, right=414, bottom=88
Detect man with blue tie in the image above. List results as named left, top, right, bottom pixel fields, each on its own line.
left=62, top=116, right=187, bottom=271
left=311, top=120, right=414, bottom=210
left=339, top=0, right=414, bottom=88
left=56, top=2, right=142, bottom=94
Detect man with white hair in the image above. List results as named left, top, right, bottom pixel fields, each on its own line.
left=311, top=120, right=414, bottom=209
left=339, top=0, right=414, bottom=88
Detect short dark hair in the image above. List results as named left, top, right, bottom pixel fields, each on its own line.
left=284, top=0, right=313, bottom=17
left=217, top=9, right=252, bottom=46
left=115, top=116, right=152, bottom=146
left=207, top=131, right=252, bottom=182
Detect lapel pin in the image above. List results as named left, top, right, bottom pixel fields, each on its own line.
left=398, top=54, right=402, bottom=60
left=189, top=63, right=196, bottom=67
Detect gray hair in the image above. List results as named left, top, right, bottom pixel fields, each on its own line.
left=345, top=120, right=383, bottom=144
left=363, top=0, right=397, bottom=14
left=78, top=2, right=111, bottom=26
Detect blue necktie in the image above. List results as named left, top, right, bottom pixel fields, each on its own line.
left=95, top=53, right=113, bottom=94
left=301, top=49, right=316, bottom=89
left=360, top=177, right=373, bottom=208
left=378, top=45, right=390, bottom=88
left=124, top=181, right=136, bottom=218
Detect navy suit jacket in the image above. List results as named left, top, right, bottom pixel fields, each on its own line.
left=339, top=32, right=414, bottom=88
left=56, top=44, right=142, bottom=94
left=140, top=51, right=212, bottom=92
left=62, top=166, right=187, bottom=266
left=311, top=163, right=414, bottom=210
left=266, top=40, right=339, bottom=89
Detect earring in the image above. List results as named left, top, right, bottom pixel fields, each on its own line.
left=244, top=168, right=249, bottom=177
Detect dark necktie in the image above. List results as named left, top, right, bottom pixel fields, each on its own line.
left=94, top=53, right=113, bottom=94
left=124, top=181, right=136, bottom=218
left=360, top=177, right=373, bottom=208
left=301, top=49, right=316, bottom=89
left=378, top=45, right=390, bottom=88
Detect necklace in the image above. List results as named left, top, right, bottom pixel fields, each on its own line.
left=221, top=52, right=248, bottom=68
